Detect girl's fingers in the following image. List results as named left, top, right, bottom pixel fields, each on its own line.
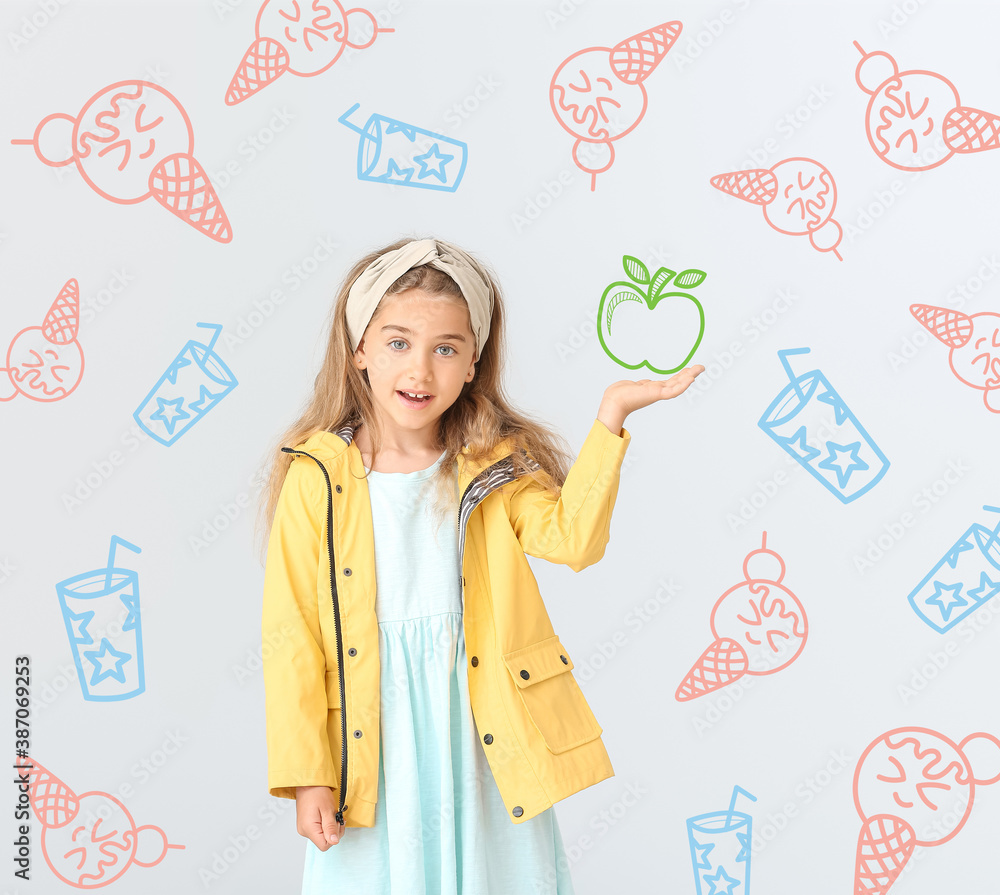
left=323, top=818, right=346, bottom=845
left=319, top=804, right=346, bottom=845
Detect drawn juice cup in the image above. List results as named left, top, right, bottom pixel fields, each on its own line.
left=759, top=351, right=888, bottom=503
left=687, top=810, right=752, bottom=894
left=908, top=519, right=1000, bottom=632
left=134, top=323, right=237, bottom=446
left=339, top=103, right=468, bottom=191
left=56, top=554, right=144, bottom=702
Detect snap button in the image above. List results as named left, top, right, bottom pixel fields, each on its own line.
left=348, top=647, right=357, bottom=657
left=512, top=806, right=523, bottom=817
left=471, top=656, right=478, bottom=667
left=520, top=669, right=530, bottom=680
left=560, top=655, right=568, bottom=664
left=335, top=484, right=342, bottom=493
left=483, top=734, right=493, bottom=745
left=353, top=729, right=363, bottom=738
left=343, top=568, right=352, bottom=576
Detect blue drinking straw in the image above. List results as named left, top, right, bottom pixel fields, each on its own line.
left=338, top=103, right=368, bottom=137
left=727, top=785, right=758, bottom=826
left=105, top=536, right=142, bottom=590
left=777, top=348, right=811, bottom=403
left=196, top=322, right=222, bottom=357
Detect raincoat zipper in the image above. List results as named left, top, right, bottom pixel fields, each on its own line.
left=281, top=446, right=349, bottom=825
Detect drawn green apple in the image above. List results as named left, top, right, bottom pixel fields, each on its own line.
left=597, top=255, right=706, bottom=373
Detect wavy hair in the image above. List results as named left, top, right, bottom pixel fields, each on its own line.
left=253, top=235, right=575, bottom=563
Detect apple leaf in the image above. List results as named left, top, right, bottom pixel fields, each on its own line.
left=622, top=255, right=650, bottom=285
left=675, top=269, right=707, bottom=289
left=650, top=267, right=676, bottom=298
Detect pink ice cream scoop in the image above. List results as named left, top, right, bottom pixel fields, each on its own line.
left=711, top=157, right=843, bottom=259
left=549, top=21, right=681, bottom=190
left=226, top=0, right=393, bottom=105
left=676, top=533, right=807, bottom=701
left=854, top=42, right=1000, bottom=171
left=1, top=279, right=83, bottom=403
left=21, top=756, right=184, bottom=888
left=13, top=81, right=231, bottom=243
left=911, top=305, right=1000, bottom=412
left=852, top=728, right=1000, bottom=895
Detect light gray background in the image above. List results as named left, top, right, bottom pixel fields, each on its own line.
left=3, top=0, right=1000, bottom=892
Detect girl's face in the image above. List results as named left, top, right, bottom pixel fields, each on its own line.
left=354, top=288, right=477, bottom=441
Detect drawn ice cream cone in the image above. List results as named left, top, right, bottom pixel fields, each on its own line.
left=24, top=758, right=79, bottom=828
left=910, top=304, right=1000, bottom=411
left=21, top=754, right=185, bottom=886
left=148, top=154, right=232, bottom=244
left=710, top=169, right=778, bottom=205
left=610, top=22, right=681, bottom=84
left=712, top=158, right=842, bottom=258
left=910, top=304, right=973, bottom=347
left=854, top=814, right=916, bottom=895
left=944, top=106, right=1000, bottom=154
left=226, top=1, right=392, bottom=105
left=2, top=278, right=85, bottom=402
left=225, top=37, right=290, bottom=106
left=675, top=637, right=749, bottom=701
left=14, top=80, right=233, bottom=243
left=42, top=279, right=80, bottom=344
left=549, top=21, right=680, bottom=190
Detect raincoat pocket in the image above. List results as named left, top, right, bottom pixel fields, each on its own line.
left=502, top=635, right=603, bottom=754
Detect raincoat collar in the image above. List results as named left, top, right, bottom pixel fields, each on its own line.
left=289, top=420, right=528, bottom=492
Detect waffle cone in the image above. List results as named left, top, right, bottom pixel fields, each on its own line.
left=910, top=303, right=972, bottom=348
left=226, top=38, right=290, bottom=105
left=148, top=154, right=233, bottom=243
left=854, top=814, right=915, bottom=895
left=610, top=22, right=682, bottom=84
left=943, top=106, right=1000, bottom=153
left=42, top=278, right=80, bottom=344
left=675, top=638, right=749, bottom=701
left=710, top=170, right=778, bottom=205
left=23, top=757, right=79, bottom=828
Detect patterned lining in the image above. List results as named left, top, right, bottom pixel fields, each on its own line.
left=334, top=421, right=542, bottom=584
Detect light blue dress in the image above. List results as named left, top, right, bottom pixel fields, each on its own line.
left=302, top=449, right=575, bottom=895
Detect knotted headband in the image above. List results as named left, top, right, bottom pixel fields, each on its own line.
left=346, top=238, right=494, bottom=358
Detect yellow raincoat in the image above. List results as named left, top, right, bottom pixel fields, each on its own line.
left=262, top=417, right=632, bottom=826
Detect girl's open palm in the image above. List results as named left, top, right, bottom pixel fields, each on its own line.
left=605, top=365, right=704, bottom=415
left=296, top=786, right=346, bottom=850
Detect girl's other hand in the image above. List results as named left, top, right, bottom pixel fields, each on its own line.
left=295, top=785, right=346, bottom=849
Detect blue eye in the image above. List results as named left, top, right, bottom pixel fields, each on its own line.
left=388, top=340, right=456, bottom=356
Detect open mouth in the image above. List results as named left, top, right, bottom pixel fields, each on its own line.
left=397, top=390, right=434, bottom=407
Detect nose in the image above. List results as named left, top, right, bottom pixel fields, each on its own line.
left=408, top=351, right=433, bottom=384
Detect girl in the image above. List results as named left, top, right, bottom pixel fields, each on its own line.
left=256, top=236, right=702, bottom=894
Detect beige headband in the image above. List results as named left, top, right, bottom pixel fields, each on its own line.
left=346, top=238, right=493, bottom=358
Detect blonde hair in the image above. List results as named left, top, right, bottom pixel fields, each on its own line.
left=253, top=235, right=575, bottom=563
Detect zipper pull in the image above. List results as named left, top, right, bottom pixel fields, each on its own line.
left=335, top=807, right=347, bottom=825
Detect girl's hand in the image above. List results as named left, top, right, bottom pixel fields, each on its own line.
left=295, top=786, right=346, bottom=850
left=598, top=365, right=705, bottom=433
